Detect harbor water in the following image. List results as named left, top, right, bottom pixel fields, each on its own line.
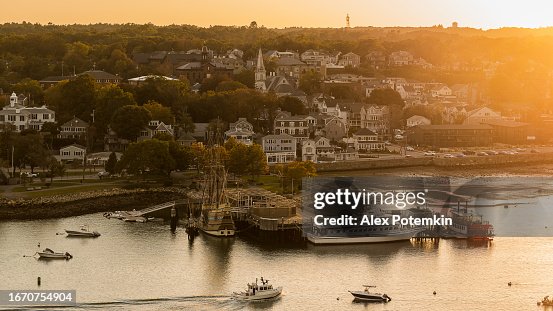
left=1, top=212, right=553, bottom=311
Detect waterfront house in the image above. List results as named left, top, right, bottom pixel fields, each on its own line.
left=301, top=139, right=317, bottom=162
left=59, top=144, right=86, bottom=163
left=273, top=111, right=316, bottom=142
left=262, top=133, right=297, bottom=164
left=352, top=128, right=385, bottom=151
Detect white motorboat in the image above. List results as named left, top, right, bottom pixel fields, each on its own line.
left=349, top=285, right=391, bottom=302
left=233, top=277, right=282, bottom=301
left=36, top=248, right=73, bottom=260
left=65, top=225, right=101, bottom=237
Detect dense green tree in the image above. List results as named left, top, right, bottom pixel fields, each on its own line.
left=299, top=70, right=322, bottom=95
left=143, top=101, right=175, bottom=124
left=47, top=157, right=66, bottom=182
left=45, top=75, right=97, bottom=123
left=110, top=105, right=151, bottom=141
left=216, top=80, right=248, bottom=92
left=168, top=141, right=194, bottom=171
left=95, top=84, right=136, bottom=135
left=105, top=151, right=118, bottom=174
left=118, top=139, right=176, bottom=176
left=233, top=69, right=255, bottom=88
left=278, top=96, right=307, bottom=115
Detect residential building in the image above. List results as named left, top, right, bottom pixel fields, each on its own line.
left=138, top=121, right=174, bottom=141
left=225, top=118, right=254, bottom=145
left=406, top=124, right=494, bottom=147
left=338, top=52, right=361, bottom=67
left=463, top=107, right=502, bottom=125
left=301, top=139, right=317, bottom=162
left=80, top=70, right=122, bottom=84
left=406, top=115, right=431, bottom=127
left=322, top=116, right=348, bottom=141
left=365, top=51, right=387, bottom=69
left=58, top=116, right=88, bottom=139
left=388, top=51, right=414, bottom=66
left=300, top=50, right=339, bottom=67
left=0, top=92, right=55, bottom=132
left=59, top=144, right=86, bottom=163
left=275, top=57, right=307, bottom=79
left=334, top=148, right=359, bottom=161
left=430, top=84, right=453, bottom=98
left=352, top=128, right=385, bottom=151
left=273, top=111, right=316, bottom=141
left=360, top=105, right=390, bottom=137
left=262, top=133, right=297, bottom=164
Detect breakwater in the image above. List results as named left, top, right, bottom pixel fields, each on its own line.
left=316, top=152, right=553, bottom=172
left=0, top=187, right=187, bottom=220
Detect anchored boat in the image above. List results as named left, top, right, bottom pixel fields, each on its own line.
left=233, top=277, right=282, bottom=301
left=36, top=248, right=73, bottom=260
left=349, top=285, right=391, bottom=302
left=65, top=225, right=101, bottom=237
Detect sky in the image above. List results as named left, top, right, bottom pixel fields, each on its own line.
left=3, top=0, right=553, bottom=29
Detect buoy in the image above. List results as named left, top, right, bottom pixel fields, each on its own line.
left=508, top=282, right=512, bottom=286
left=37, top=277, right=41, bottom=286
left=336, top=297, right=339, bottom=300
left=37, top=242, right=40, bottom=248
left=433, top=291, right=436, bottom=295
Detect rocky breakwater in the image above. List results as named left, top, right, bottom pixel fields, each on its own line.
left=0, top=187, right=188, bottom=220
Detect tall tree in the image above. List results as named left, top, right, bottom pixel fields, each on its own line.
left=95, top=84, right=136, bottom=135
left=110, top=105, right=151, bottom=141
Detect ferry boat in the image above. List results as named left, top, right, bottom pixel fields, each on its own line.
left=233, top=277, right=282, bottom=301
left=445, top=208, right=494, bottom=240
left=307, top=211, right=421, bottom=245
left=65, top=225, right=101, bottom=237
left=349, top=285, right=391, bottom=302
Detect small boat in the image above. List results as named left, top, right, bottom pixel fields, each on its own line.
left=349, top=285, right=391, bottom=302
left=233, top=277, right=282, bottom=301
left=65, top=225, right=101, bottom=237
left=36, top=248, right=73, bottom=260
left=538, top=295, right=553, bottom=306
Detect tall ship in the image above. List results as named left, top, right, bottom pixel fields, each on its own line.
left=197, top=132, right=236, bottom=237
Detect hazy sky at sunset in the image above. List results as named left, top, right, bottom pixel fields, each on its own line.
left=3, top=0, right=553, bottom=29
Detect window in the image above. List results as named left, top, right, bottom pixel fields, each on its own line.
left=43, top=114, right=49, bottom=119
left=8, top=115, right=16, bottom=122
left=20, top=116, right=25, bottom=121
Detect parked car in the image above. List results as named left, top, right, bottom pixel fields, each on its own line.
left=406, top=146, right=415, bottom=151
left=443, top=154, right=455, bottom=158
left=405, top=154, right=412, bottom=158
left=462, top=150, right=476, bottom=155
left=484, top=150, right=498, bottom=155
left=531, top=149, right=539, bottom=153
left=394, top=134, right=404, bottom=140
left=455, top=153, right=466, bottom=158
left=21, top=172, right=38, bottom=178
left=424, top=151, right=436, bottom=156
left=516, top=148, right=526, bottom=152
left=476, top=151, right=488, bottom=156
left=98, top=171, right=110, bottom=179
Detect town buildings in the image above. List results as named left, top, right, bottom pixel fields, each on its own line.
left=0, top=92, right=55, bottom=131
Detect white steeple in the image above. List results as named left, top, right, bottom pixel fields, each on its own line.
left=255, top=48, right=267, bottom=91
left=9, top=92, right=17, bottom=107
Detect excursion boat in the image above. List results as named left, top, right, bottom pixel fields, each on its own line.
left=349, top=285, right=391, bottom=302
left=445, top=208, right=494, bottom=240
left=307, top=211, right=422, bottom=245
left=233, top=277, right=282, bottom=301
left=538, top=295, right=553, bottom=306
left=36, top=248, right=73, bottom=260
left=65, top=225, right=101, bottom=237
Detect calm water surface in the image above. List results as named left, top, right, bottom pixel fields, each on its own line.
left=1, top=213, right=553, bottom=311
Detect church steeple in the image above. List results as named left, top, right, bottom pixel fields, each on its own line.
left=255, top=48, right=266, bottom=91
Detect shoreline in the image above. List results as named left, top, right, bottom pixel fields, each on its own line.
left=0, top=188, right=187, bottom=220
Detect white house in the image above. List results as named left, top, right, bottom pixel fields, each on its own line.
left=58, top=116, right=88, bottom=139
left=59, top=144, right=86, bottom=163
left=406, top=115, right=431, bottom=127
left=352, top=128, right=385, bottom=151
left=0, top=92, right=55, bottom=132
left=301, top=140, right=317, bottom=162
left=225, top=118, right=254, bottom=145
left=430, top=85, right=453, bottom=98
left=464, top=107, right=502, bottom=125
left=262, top=133, right=297, bottom=164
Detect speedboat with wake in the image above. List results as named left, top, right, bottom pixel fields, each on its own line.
left=349, top=285, right=391, bottom=302
left=233, top=277, right=282, bottom=301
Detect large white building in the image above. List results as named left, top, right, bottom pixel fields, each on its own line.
left=0, top=92, right=55, bottom=131
left=262, top=133, right=297, bottom=164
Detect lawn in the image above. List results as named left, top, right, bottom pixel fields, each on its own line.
left=20, top=183, right=123, bottom=199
